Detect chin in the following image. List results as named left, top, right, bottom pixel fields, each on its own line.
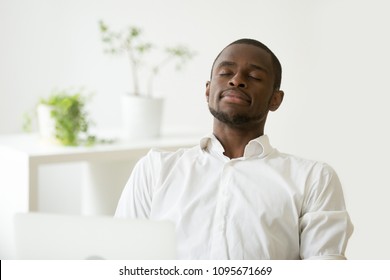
left=209, top=107, right=252, bottom=126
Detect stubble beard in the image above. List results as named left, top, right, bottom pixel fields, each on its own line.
left=208, top=106, right=264, bottom=127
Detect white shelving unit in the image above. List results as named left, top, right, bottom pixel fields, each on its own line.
left=0, top=133, right=198, bottom=259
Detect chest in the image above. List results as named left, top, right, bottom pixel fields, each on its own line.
left=151, top=157, right=306, bottom=222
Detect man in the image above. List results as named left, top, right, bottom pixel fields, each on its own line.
left=115, top=39, right=354, bottom=259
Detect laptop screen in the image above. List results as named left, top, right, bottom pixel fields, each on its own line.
left=14, top=212, right=176, bottom=260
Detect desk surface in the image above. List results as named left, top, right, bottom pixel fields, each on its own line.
left=0, top=133, right=200, bottom=160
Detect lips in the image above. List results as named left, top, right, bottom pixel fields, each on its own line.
left=220, top=89, right=251, bottom=104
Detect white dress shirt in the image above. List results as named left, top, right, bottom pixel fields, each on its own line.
left=115, top=134, right=353, bottom=259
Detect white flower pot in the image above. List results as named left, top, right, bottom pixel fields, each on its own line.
left=121, top=95, right=164, bottom=140
left=36, top=104, right=58, bottom=144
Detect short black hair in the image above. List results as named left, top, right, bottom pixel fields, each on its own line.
left=210, top=38, right=282, bottom=90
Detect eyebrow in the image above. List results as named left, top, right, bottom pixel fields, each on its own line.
left=249, top=63, right=270, bottom=74
left=216, top=61, right=236, bottom=68
left=216, top=60, right=270, bottom=74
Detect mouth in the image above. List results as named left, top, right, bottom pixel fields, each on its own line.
left=220, top=89, right=251, bottom=105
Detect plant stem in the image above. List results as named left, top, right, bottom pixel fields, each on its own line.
left=126, top=49, right=139, bottom=96
left=146, top=56, right=174, bottom=97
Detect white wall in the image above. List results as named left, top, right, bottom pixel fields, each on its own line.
left=1, top=0, right=390, bottom=259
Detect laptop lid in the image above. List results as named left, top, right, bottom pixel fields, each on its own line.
left=14, top=212, right=176, bottom=260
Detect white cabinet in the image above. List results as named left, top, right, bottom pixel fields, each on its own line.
left=0, top=133, right=197, bottom=259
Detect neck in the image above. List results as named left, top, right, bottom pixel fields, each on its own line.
left=213, top=120, right=264, bottom=159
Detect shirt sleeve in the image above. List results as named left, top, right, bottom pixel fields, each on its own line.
left=299, top=163, right=354, bottom=260
left=114, top=150, right=161, bottom=219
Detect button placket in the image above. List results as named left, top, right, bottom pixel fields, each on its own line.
left=209, top=160, right=233, bottom=258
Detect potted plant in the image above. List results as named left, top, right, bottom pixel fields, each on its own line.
left=35, top=88, right=98, bottom=146
left=98, top=20, right=195, bottom=140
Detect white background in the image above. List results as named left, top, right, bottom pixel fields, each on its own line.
left=1, top=0, right=390, bottom=259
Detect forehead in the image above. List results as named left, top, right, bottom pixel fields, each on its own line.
left=214, top=43, right=273, bottom=73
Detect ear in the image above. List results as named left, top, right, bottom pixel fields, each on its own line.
left=205, top=81, right=210, bottom=102
left=268, top=90, right=284, bottom=111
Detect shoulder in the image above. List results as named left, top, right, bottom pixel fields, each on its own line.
left=147, top=145, right=200, bottom=162
left=269, top=150, right=341, bottom=201
left=274, top=152, right=345, bottom=212
left=270, top=149, right=336, bottom=176
left=140, top=145, right=201, bottom=171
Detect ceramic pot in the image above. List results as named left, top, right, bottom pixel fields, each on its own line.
left=36, top=104, right=58, bottom=144
left=121, top=94, right=164, bottom=140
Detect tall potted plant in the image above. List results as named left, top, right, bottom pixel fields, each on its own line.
left=98, top=20, right=195, bottom=140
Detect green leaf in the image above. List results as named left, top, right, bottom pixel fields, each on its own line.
left=39, top=88, right=97, bottom=146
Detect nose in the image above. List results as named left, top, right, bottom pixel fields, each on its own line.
left=229, top=73, right=247, bottom=88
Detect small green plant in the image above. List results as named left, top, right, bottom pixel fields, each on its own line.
left=98, top=20, right=195, bottom=97
left=39, top=90, right=96, bottom=146
left=23, top=88, right=111, bottom=146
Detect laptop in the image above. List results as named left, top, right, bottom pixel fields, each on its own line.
left=14, top=212, right=176, bottom=260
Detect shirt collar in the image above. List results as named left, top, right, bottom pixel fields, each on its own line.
left=200, top=133, right=274, bottom=159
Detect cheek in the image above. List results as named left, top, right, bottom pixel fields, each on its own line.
left=252, top=97, right=272, bottom=111
left=206, top=84, right=219, bottom=103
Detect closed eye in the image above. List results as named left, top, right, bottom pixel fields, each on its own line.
left=249, top=75, right=262, bottom=81
left=219, top=71, right=233, bottom=76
